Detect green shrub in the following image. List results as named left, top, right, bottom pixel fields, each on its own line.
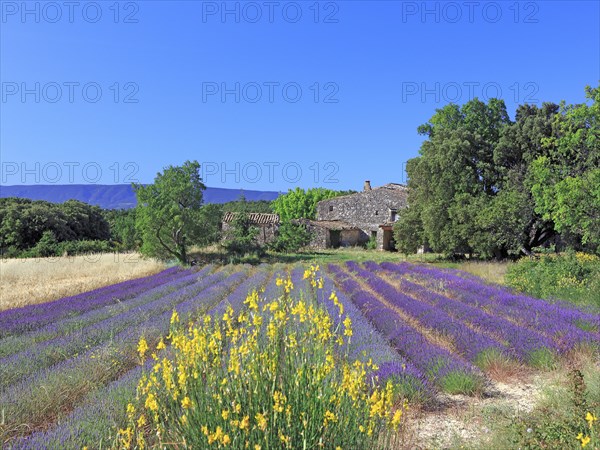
left=366, top=234, right=378, bottom=250
left=222, top=212, right=264, bottom=260
left=27, top=230, right=60, bottom=257
left=505, top=252, right=600, bottom=309
left=269, top=222, right=312, bottom=253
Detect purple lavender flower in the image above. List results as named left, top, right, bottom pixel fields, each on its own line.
left=0, top=266, right=194, bottom=338
left=328, top=264, right=480, bottom=389
left=381, top=262, right=599, bottom=351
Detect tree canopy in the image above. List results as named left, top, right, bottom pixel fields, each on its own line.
left=0, top=198, right=111, bottom=256
left=272, top=187, right=352, bottom=222
left=394, top=85, right=600, bottom=257
left=134, top=160, right=219, bottom=264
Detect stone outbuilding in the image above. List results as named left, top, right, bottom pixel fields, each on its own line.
left=293, top=219, right=362, bottom=249
left=221, top=212, right=280, bottom=246
left=312, top=181, right=408, bottom=250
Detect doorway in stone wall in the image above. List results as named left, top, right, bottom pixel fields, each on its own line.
left=329, top=230, right=341, bottom=248
left=382, top=229, right=396, bottom=251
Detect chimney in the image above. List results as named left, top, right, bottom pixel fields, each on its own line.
left=364, top=180, right=372, bottom=191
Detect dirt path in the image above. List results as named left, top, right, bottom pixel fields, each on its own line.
left=404, top=374, right=545, bottom=449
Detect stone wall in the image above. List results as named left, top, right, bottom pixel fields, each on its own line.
left=316, top=185, right=408, bottom=249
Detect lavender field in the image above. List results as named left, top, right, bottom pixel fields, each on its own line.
left=1, top=262, right=598, bottom=448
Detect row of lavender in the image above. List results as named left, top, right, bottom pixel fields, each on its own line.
left=379, top=262, right=599, bottom=349
left=2, top=266, right=278, bottom=447
left=0, top=266, right=217, bottom=391
left=327, top=264, right=482, bottom=394
left=0, top=266, right=210, bottom=360
left=289, top=266, right=432, bottom=398
left=327, top=262, right=598, bottom=393
left=9, top=265, right=275, bottom=450
left=0, top=266, right=193, bottom=338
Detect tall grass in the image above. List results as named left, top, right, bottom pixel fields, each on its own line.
left=0, top=253, right=165, bottom=310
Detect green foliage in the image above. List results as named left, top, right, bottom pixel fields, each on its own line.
left=134, top=160, right=218, bottom=264
left=505, top=252, right=600, bottom=310
left=28, top=230, right=60, bottom=257
left=531, top=160, right=600, bottom=253
left=269, top=222, right=311, bottom=253
left=221, top=211, right=264, bottom=260
left=503, top=368, right=599, bottom=450
left=527, top=348, right=557, bottom=370
left=0, top=197, right=112, bottom=257
left=272, top=187, right=348, bottom=222
left=22, top=230, right=114, bottom=258
left=398, top=86, right=599, bottom=258
left=439, top=372, right=482, bottom=396
left=103, top=208, right=139, bottom=251
left=393, top=206, right=423, bottom=255
left=366, top=233, right=378, bottom=250
left=222, top=198, right=273, bottom=213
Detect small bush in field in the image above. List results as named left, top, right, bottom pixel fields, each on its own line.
left=506, top=252, right=600, bottom=309
left=120, top=268, right=407, bottom=449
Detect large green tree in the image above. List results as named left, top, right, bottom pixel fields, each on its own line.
left=396, top=98, right=513, bottom=257
left=395, top=86, right=599, bottom=258
left=529, top=85, right=600, bottom=252
left=134, top=161, right=217, bottom=264
left=272, top=187, right=351, bottom=222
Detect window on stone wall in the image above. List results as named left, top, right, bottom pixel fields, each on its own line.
left=375, top=211, right=378, bottom=216
left=329, top=205, right=333, bottom=212
left=390, top=209, right=398, bottom=222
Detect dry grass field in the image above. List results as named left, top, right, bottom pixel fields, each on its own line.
left=0, top=253, right=165, bottom=311
left=457, top=260, right=509, bottom=285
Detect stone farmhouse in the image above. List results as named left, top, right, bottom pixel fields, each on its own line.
left=221, top=181, right=408, bottom=251
left=298, top=181, right=408, bottom=250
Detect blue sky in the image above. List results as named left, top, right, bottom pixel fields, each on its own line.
left=1, top=1, right=598, bottom=192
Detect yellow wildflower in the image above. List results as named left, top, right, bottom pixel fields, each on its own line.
left=244, top=290, right=259, bottom=310
left=156, top=338, right=166, bottom=350
left=343, top=316, right=353, bottom=337
left=239, top=415, right=250, bottom=430
left=118, top=427, right=133, bottom=449
left=577, top=433, right=591, bottom=448
left=255, top=412, right=268, bottom=431
left=137, top=337, right=148, bottom=360
left=181, top=396, right=192, bottom=409
left=586, top=412, right=597, bottom=428
left=170, top=309, right=179, bottom=325
left=222, top=409, right=230, bottom=420
left=323, top=410, right=337, bottom=427
left=391, top=409, right=403, bottom=428
left=145, top=393, right=158, bottom=411
left=279, top=431, right=290, bottom=445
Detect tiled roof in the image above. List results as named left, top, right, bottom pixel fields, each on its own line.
left=222, top=212, right=280, bottom=225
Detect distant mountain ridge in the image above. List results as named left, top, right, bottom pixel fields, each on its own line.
left=0, top=184, right=280, bottom=209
